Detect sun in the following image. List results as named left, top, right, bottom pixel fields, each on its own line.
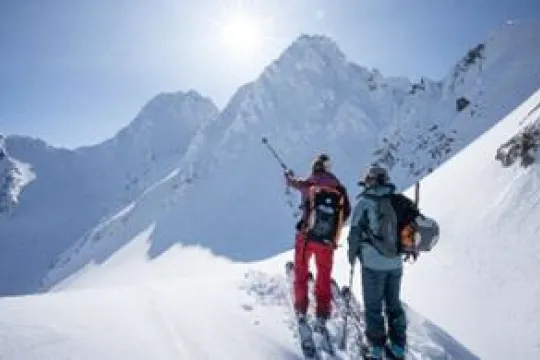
left=202, top=2, right=279, bottom=69
left=220, top=14, right=263, bottom=56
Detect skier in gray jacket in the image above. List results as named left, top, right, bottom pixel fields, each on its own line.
left=347, top=165, right=406, bottom=360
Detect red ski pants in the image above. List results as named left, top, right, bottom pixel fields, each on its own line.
left=293, top=232, right=334, bottom=318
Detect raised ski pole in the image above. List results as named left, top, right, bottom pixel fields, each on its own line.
left=261, top=137, right=290, bottom=173
left=261, top=137, right=299, bottom=215
left=339, top=265, right=355, bottom=351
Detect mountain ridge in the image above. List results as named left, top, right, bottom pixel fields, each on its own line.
left=2, top=21, right=540, bottom=297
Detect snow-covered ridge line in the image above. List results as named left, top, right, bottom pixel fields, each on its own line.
left=3, top=22, right=540, bottom=300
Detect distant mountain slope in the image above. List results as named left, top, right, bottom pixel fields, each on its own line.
left=0, top=134, right=35, bottom=214
left=42, top=22, right=540, bottom=292
left=403, top=88, right=540, bottom=359
left=0, top=91, right=218, bottom=295
left=2, top=22, right=540, bottom=296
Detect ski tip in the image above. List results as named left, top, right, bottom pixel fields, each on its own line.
left=285, top=261, right=294, bottom=272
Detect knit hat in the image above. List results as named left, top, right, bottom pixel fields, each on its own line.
left=358, top=165, right=389, bottom=186
left=312, top=153, right=331, bottom=173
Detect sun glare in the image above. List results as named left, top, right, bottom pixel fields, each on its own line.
left=220, top=14, right=263, bottom=57
left=203, top=2, right=279, bottom=69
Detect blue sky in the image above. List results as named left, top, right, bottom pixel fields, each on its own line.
left=1, top=0, right=539, bottom=148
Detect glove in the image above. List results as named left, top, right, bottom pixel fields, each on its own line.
left=284, top=169, right=294, bottom=180
left=284, top=170, right=295, bottom=187
left=404, top=250, right=419, bottom=263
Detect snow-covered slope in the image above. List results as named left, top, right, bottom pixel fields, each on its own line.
left=2, top=20, right=539, bottom=360
left=0, top=91, right=218, bottom=295
left=0, top=246, right=478, bottom=360
left=403, top=88, right=540, bottom=359
left=41, top=21, right=540, bottom=291
left=0, top=134, right=35, bottom=214
left=375, top=20, right=540, bottom=185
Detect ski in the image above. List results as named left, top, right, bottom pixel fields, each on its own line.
left=313, top=322, right=335, bottom=356
left=285, top=260, right=380, bottom=359
left=285, top=261, right=321, bottom=359
left=298, top=316, right=319, bottom=359
left=331, top=279, right=367, bottom=359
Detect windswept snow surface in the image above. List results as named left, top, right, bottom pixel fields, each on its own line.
left=0, top=245, right=477, bottom=360
left=403, top=88, right=540, bottom=359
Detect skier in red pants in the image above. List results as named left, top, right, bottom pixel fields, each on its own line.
left=285, top=153, right=350, bottom=329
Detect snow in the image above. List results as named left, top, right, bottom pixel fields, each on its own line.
left=0, top=245, right=477, bottom=359
left=0, top=271, right=296, bottom=360
left=37, top=22, right=540, bottom=292
left=1, top=20, right=540, bottom=359
left=0, top=91, right=218, bottom=295
left=403, top=88, right=540, bottom=359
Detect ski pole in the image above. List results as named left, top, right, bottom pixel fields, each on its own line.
left=414, top=181, right=420, bottom=207
left=339, top=265, right=355, bottom=351
left=261, top=137, right=298, bottom=215
left=261, top=137, right=290, bottom=173
left=406, top=181, right=421, bottom=263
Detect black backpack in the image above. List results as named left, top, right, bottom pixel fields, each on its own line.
left=390, top=193, right=421, bottom=254
left=390, top=193, right=440, bottom=256
left=391, top=194, right=420, bottom=232
left=361, top=192, right=421, bottom=257
left=304, top=185, right=346, bottom=247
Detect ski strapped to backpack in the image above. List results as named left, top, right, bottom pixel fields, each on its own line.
left=391, top=193, right=421, bottom=260
left=305, top=185, right=346, bottom=248
left=362, top=192, right=440, bottom=260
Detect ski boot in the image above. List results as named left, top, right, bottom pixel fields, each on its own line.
left=385, top=342, right=405, bottom=360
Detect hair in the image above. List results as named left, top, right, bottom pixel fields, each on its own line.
left=311, top=153, right=330, bottom=174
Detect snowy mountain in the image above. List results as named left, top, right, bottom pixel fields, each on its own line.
left=0, top=90, right=218, bottom=295
left=40, top=21, right=540, bottom=292
left=0, top=134, right=35, bottom=214
left=1, top=19, right=539, bottom=360
left=402, top=88, right=540, bottom=359
left=374, top=20, right=540, bottom=186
